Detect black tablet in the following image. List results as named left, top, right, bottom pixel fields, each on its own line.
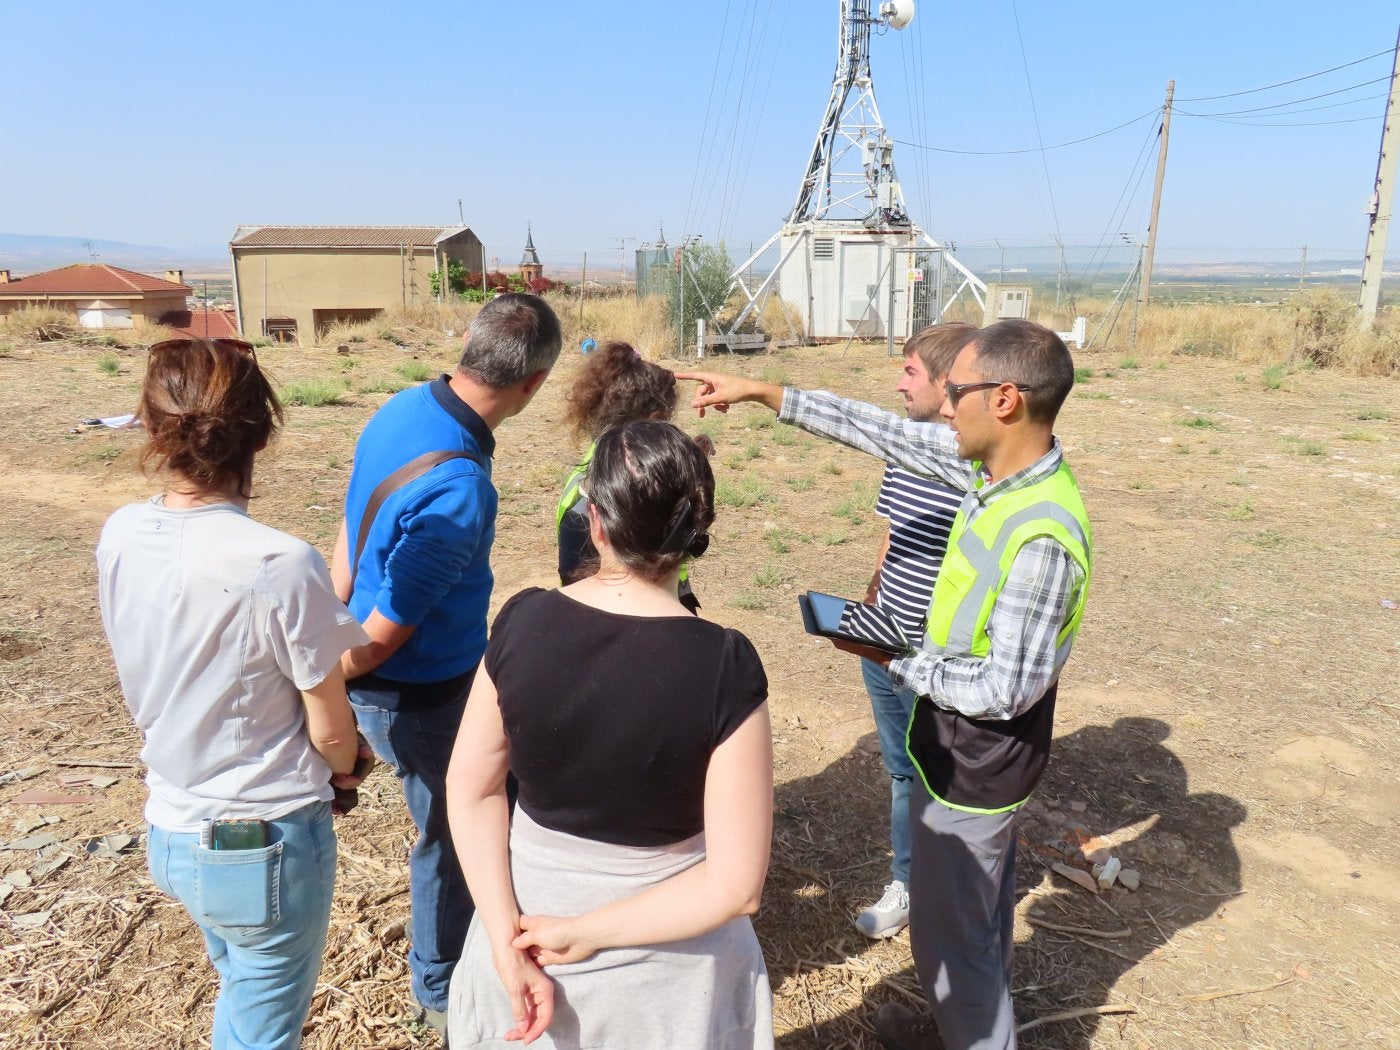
left=797, top=591, right=911, bottom=655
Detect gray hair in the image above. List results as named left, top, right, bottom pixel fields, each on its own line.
left=457, top=293, right=562, bottom=388
left=969, top=319, right=1074, bottom=425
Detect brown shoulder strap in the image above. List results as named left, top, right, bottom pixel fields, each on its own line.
left=350, top=450, right=482, bottom=590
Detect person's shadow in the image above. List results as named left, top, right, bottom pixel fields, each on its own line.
left=761, top=715, right=1244, bottom=1048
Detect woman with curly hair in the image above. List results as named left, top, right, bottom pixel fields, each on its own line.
left=556, top=340, right=710, bottom=611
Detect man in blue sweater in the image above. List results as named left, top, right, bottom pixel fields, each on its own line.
left=332, top=293, right=562, bottom=1037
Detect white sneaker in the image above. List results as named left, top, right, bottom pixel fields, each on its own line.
left=855, top=879, right=910, bottom=939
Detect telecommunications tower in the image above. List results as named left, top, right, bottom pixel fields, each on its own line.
left=726, top=0, right=985, bottom=344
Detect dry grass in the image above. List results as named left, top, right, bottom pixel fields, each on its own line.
left=125, top=318, right=179, bottom=347
left=0, top=334, right=1398, bottom=1047
left=1034, top=291, right=1400, bottom=374
left=563, top=293, right=672, bottom=354
left=1, top=305, right=75, bottom=342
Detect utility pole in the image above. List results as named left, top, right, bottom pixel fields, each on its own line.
left=579, top=252, right=587, bottom=329
left=1299, top=245, right=1308, bottom=291
left=1358, top=28, right=1400, bottom=327
left=609, top=236, right=635, bottom=286
left=1140, top=80, right=1174, bottom=307
left=676, top=245, right=685, bottom=356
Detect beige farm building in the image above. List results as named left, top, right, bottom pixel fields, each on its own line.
left=0, top=264, right=191, bottom=328
left=229, top=225, right=484, bottom=343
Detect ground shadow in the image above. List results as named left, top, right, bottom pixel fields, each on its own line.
left=764, top=716, right=1245, bottom=1049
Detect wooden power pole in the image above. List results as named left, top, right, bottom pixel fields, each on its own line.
left=1139, top=81, right=1174, bottom=308
left=1358, top=29, right=1400, bottom=327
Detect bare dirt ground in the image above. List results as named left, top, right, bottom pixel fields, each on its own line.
left=0, top=330, right=1397, bottom=1049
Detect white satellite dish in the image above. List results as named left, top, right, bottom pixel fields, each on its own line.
left=879, top=0, right=914, bottom=30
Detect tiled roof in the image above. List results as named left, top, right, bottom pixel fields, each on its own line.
left=158, top=308, right=241, bottom=340
left=230, top=225, right=472, bottom=248
left=0, top=264, right=191, bottom=296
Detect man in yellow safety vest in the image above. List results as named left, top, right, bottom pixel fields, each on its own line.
left=682, top=319, right=1091, bottom=1050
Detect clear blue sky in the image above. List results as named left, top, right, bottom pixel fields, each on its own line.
left=2, top=1, right=1396, bottom=262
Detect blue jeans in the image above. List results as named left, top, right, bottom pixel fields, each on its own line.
left=351, top=692, right=472, bottom=1013
left=861, top=657, right=917, bottom=885
left=146, top=801, right=336, bottom=1050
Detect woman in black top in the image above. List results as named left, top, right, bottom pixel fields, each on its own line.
left=446, top=421, right=774, bottom=1049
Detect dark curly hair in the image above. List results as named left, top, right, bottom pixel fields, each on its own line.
left=138, top=339, right=283, bottom=497
left=587, top=420, right=715, bottom=582
left=563, top=341, right=677, bottom=442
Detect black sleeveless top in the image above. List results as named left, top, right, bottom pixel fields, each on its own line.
left=484, top=588, right=767, bottom=846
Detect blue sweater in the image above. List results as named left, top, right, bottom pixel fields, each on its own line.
left=344, top=376, right=497, bottom=686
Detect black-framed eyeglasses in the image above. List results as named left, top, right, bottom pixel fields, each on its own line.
left=943, top=379, right=1035, bottom=408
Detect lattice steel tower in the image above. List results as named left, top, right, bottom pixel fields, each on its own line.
left=789, top=0, right=911, bottom=228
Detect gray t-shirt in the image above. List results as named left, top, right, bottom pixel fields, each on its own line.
left=97, top=497, right=369, bottom=832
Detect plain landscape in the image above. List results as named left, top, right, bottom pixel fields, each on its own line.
left=0, top=300, right=1398, bottom=1048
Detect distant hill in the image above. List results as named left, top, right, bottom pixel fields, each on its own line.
left=0, top=233, right=226, bottom=274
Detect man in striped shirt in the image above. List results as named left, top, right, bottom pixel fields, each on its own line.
left=852, top=324, right=972, bottom=941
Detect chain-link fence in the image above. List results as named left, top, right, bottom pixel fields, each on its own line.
left=947, top=243, right=1398, bottom=307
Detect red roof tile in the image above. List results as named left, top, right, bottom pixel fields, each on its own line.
left=0, top=264, right=191, bottom=296
left=158, top=308, right=241, bottom=340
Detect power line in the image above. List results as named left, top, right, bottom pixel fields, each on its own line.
left=893, top=108, right=1159, bottom=155
left=1183, top=112, right=1384, bottom=128
left=1082, top=115, right=1161, bottom=280
left=1188, top=91, right=1388, bottom=119
left=682, top=2, right=737, bottom=238
left=1182, top=75, right=1392, bottom=117
left=1175, top=46, right=1396, bottom=102
left=1010, top=0, right=1065, bottom=260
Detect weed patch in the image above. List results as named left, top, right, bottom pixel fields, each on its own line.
left=282, top=380, right=346, bottom=407
left=396, top=361, right=433, bottom=383
left=715, top=476, right=770, bottom=508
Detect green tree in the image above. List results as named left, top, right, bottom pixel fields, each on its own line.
left=660, top=241, right=733, bottom=351
left=429, top=259, right=470, bottom=297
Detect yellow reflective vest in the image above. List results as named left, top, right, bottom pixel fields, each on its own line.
left=907, top=459, right=1091, bottom=814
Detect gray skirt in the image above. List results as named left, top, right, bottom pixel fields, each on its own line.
left=448, top=809, right=773, bottom=1050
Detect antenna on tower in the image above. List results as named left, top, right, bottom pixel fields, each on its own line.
left=711, top=0, right=985, bottom=352
left=789, top=0, right=915, bottom=228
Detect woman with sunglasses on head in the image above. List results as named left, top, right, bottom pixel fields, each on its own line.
left=96, top=338, right=370, bottom=1049
left=557, top=340, right=710, bottom=611
left=447, top=419, right=774, bottom=1049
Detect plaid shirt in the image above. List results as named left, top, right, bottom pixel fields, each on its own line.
left=779, top=389, right=1086, bottom=721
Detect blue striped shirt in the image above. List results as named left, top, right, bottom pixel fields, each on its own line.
left=872, top=465, right=962, bottom=639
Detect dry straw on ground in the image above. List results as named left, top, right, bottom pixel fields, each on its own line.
left=0, top=307, right=1397, bottom=1048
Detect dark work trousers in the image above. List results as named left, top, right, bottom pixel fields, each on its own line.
left=908, top=787, right=1019, bottom=1050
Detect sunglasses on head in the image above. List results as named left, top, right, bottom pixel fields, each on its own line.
left=943, top=379, right=1036, bottom=408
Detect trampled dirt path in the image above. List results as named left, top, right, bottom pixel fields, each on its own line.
left=0, top=333, right=1396, bottom=1048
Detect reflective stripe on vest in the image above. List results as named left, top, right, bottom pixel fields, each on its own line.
left=909, top=460, right=1092, bottom=815
left=923, top=461, right=1091, bottom=665
left=555, top=442, right=596, bottom=529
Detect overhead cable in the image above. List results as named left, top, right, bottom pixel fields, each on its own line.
left=1183, top=75, right=1393, bottom=117
left=1175, top=46, right=1395, bottom=102
left=1182, top=112, right=1384, bottom=128
left=1010, top=0, right=1065, bottom=252
left=1185, top=91, right=1388, bottom=119
left=893, top=108, right=1160, bottom=155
